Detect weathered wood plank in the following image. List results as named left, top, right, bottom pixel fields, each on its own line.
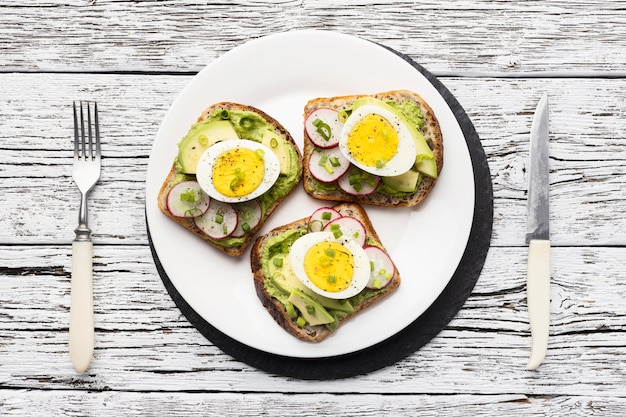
left=0, top=245, right=624, bottom=394
left=1, top=74, right=624, bottom=246
left=1, top=1, right=626, bottom=74
left=2, top=390, right=626, bottom=417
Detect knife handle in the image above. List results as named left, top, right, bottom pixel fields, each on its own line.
left=526, top=239, right=551, bottom=370
left=70, top=240, right=94, bottom=373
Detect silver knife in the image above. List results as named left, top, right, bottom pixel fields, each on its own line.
left=525, top=93, right=551, bottom=370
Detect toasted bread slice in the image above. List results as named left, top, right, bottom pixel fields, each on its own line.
left=158, top=102, right=303, bottom=257
left=250, top=203, right=400, bottom=342
left=303, top=90, right=443, bottom=207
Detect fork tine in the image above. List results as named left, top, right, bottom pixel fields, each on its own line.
left=87, top=102, right=93, bottom=160
left=94, top=102, right=101, bottom=160
left=73, top=101, right=79, bottom=158
left=79, top=101, right=86, bottom=159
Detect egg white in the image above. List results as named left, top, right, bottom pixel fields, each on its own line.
left=338, top=104, right=417, bottom=176
left=196, top=139, right=280, bottom=203
left=289, top=231, right=370, bottom=299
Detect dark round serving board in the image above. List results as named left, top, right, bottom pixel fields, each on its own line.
left=147, top=44, right=493, bottom=380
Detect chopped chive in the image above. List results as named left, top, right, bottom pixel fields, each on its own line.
left=321, top=211, right=332, bottom=221
left=325, top=247, right=335, bottom=258
left=370, top=261, right=375, bottom=271
left=312, top=118, right=331, bottom=141
left=372, top=279, right=382, bottom=289
left=242, top=222, right=250, bottom=233
left=319, top=255, right=331, bottom=266
left=329, top=156, right=341, bottom=167
left=308, top=219, right=324, bottom=232
left=327, top=275, right=337, bottom=283
left=296, top=316, right=307, bottom=327
left=273, top=257, right=283, bottom=268
left=318, top=154, right=329, bottom=167
left=270, top=137, right=278, bottom=148
left=215, top=212, right=224, bottom=224
left=180, top=189, right=198, bottom=203
left=306, top=304, right=315, bottom=315
left=255, top=148, right=265, bottom=160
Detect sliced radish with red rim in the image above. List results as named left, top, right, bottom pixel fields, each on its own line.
left=324, top=216, right=367, bottom=247
left=194, top=200, right=238, bottom=240
left=364, top=245, right=395, bottom=289
left=337, top=167, right=380, bottom=196
left=308, top=147, right=351, bottom=183
left=307, top=206, right=341, bottom=232
left=166, top=180, right=211, bottom=218
left=305, top=108, right=343, bottom=148
left=231, top=200, right=263, bottom=238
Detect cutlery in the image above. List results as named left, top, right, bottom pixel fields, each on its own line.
left=525, top=93, right=551, bottom=370
left=70, top=101, right=101, bottom=372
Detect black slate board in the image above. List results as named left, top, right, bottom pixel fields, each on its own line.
left=147, top=44, right=493, bottom=380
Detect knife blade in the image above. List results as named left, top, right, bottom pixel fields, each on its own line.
left=525, top=93, right=551, bottom=370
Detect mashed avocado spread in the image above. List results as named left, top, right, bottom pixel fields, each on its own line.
left=261, top=226, right=390, bottom=330
left=170, top=108, right=301, bottom=248
left=307, top=99, right=426, bottom=198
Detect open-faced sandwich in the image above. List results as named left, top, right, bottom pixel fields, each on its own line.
left=250, top=203, right=400, bottom=342
left=302, top=90, right=443, bottom=207
left=158, top=102, right=303, bottom=256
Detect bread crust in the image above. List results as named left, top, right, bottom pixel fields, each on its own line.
left=157, top=102, right=303, bottom=257
left=250, top=203, right=401, bottom=342
left=302, top=90, right=443, bottom=207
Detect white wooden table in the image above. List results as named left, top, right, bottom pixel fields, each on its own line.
left=1, top=1, right=625, bottom=416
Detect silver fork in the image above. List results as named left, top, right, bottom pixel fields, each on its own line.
left=70, top=101, right=101, bottom=373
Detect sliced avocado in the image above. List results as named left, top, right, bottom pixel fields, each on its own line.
left=352, top=97, right=437, bottom=178
left=269, top=256, right=355, bottom=314
left=269, top=271, right=298, bottom=295
left=288, top=289, right=334, bottom=326
left=382, top=169, right=422, bottom=193
left=177, top=120, right=239, bottom=174
left=414, top=157, right=438, bottom=179
left=261, top=130, right=290, bottom=175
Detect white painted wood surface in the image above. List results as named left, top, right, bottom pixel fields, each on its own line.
left=1, top=1, right=625, bottom=416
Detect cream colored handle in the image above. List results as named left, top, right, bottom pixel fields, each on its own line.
left=526, top=239, right=551, bottom=370
left=70, top=241, right=94, bottom=373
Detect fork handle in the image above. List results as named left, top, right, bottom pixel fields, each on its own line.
left=70, top=240, right=94, bottom=373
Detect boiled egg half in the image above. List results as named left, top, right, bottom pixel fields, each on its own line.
left=196, top=139, right=280, bottom=203
left=289, top=231, right=370, bottom=299
left=339, top=104, right=417, bottom=176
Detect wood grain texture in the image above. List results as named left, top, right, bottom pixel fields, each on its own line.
left=1, top=75, right=624, bottom=246
left=1, top=1, right=625, bottom=416
left=1, top=1, right=626, bottom=74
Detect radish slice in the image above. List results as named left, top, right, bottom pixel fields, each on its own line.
left=337, top=167, right=380, bottom=196
left=308, top=206, right=342, bottom=232
left=364, top=246, right=395, bottom=289
left=166, top=181, right=211, bottom=218
left=194, top=200, right=238, bottom=240
left=305, top=108, right=343, bottom=148
left=231, top=200, right=263, bottom=237
left=308, top=147, right=351, bottom=183
left=324, top=216, right=367, bottom=247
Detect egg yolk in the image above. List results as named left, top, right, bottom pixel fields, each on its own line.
left=303, top=241, right=353, bottom=292
left=346, top=114, right=399, bottom=168
left=212, top=147, right=265, bottom=197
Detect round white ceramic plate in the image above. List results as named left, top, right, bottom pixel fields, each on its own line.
left=145, top=30, right=474, bottom=358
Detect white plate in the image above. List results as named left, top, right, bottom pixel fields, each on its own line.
left=145, top=30, right=474, bottom=358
